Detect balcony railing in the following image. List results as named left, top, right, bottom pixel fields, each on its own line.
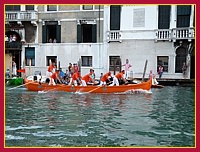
left=5, top=11, right=37, bottom=22
left=155, top=29, right=171, bottom=41
left=172, top=27, right=195, bottom=41
left=107, top=28, right=195, bottom=42
left=155, top=27, right=195, bottom=42
left=107, top=31, right=122, bottom=42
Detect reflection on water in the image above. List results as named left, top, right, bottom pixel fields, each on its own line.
left=5, top=86, right=195, bottom=147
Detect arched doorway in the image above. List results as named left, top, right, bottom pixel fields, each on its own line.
left=175, top=46, right=187, bottom=73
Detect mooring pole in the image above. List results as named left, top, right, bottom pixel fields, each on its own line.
left=142, top=59, right=148, bottom=82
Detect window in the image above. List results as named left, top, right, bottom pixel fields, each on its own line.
left=25, top=47, right=35, bottom=66
left=46, top=56, right=57, bottom=66
left=109, top=56, right=121, bottom=74
left=81, top=56, right=92, bottom=67
left=47, top=5, right=57, bottom=11
left=42, top=21, right=61, bottom=43
left=5, top=5, right=20, bottom=11
left=77, top=23, right=96, bottom=43
left=25, top=5, right=34, bottom=11
left=82, top=5, right=93, bottom=10
left=157, top=56, right=168, bottom=72
left=158, top=5, right=171, bottom=29
left=110, top=5, right=121, bottom=30
left=177, top=5, right=191, bottom=28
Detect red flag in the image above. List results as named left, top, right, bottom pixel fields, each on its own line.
left=17, top=68, right=25, bottom=73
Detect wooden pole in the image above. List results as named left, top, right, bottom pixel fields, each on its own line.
left=29, top=59, right=31, bottom=76
left=58, top=61, right=60, bottom=69
left=142, top=60, right=148, bottom=82
left=10, top=61, right=12, bottom=78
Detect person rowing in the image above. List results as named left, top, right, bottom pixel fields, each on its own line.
left=110, top=70, right=128, bottom=86
left=49, top=69, right=62, bottom=85
left=81, top=69, right=95, bottom=86
left=99, top=71, right=112, bottom=86
left=68, top=71, right=82, bottom=86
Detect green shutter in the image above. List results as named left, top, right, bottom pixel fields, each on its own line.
left=110, top=5, right=121, bottom=30
left=92, top=24, right=97, bottom=43
left=42, top=25, right=47, bottom=43
left=56, top=25, right=61, bottom=43
left=158, top=5, right=171, bottom=29
left=77, top=24, right=82, bottom=43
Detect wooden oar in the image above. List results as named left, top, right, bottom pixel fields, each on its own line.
left=87, top=86, right=102, bottom=93
left=8, top=82, right=33, bottom=90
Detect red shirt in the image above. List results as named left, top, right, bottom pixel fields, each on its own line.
left=82, top=73, right=92, bottom=83
left=72, top=72, right=81, bottom=81
left=115, top=72, right=124, bottom=79
left=101, top=72, right=111, bottom=82
left=48, top=64, right=55, bottom=72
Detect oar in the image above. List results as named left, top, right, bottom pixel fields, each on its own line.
left=87, top=86, right=102, bottom=93
left=8, top=82, right=33, bottom=90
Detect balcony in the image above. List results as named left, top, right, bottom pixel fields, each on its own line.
left=5, top=11, right=37, bottom=22
left=172, top=27, right=195, bottom=42
left=155, top=27, right=195, bottom=42
left=5, top=41, right=22, bottom=50
left=107, top=31, right=122, bottom=42
left=155, top=29, right=171, bottom=41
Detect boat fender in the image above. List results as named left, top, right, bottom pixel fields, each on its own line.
left=46, top=78, right=50, bottom=83
left=33, top=75, right=38, bottom=81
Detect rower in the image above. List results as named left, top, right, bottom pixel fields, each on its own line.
left=49, top=70, right=62, bottom=85
left=81, top=69, right=95, bottom=86
left=99, top=71, right=112, bottom=86
left=68, top=71, right=82, bottom=86
left=110, top=70, right=128, bottom=86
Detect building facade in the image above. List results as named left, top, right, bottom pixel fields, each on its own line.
left=5, top=5, right=195, bottom=79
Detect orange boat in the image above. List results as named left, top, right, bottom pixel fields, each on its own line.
left=24, top=78, right=152, bottom=93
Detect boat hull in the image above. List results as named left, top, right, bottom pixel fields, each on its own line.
left=24, top=78, right=152, bottom=93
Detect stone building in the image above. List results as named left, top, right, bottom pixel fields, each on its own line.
left=5, top=5, right=195, bottom=79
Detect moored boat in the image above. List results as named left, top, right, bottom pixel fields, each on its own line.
left=24, top=78, right=152, bottom=93
left=7, top=77, right=23, bottom=86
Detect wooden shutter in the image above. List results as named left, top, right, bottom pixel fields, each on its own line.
left=158, top=5, right=171, bottom=29
left=56, top=25, right=61, bottom=43
left=110, top=5, right=121, bottom=30
left=92, top=24, right=97, bottom=43
left=177, top=5, right=191, bottom=28
left=42, top=25, right=47, bottom=43
left=77, top=24, right=82, bottom=43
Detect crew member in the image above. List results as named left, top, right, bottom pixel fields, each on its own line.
left=81, top=69, right=95, bottom=86
left=100, top=71, right=112, bottom=86
left=69, top=71, right=82, bottom=86
left=110, top=70, right=128, bottom=86
left=49, top=70, right=61, bottom=85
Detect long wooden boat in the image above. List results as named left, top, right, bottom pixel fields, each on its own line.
left=24, top=78, right=152, bottom=93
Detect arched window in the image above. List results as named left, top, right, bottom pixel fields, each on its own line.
left=175, top=46, right=187, bottom=73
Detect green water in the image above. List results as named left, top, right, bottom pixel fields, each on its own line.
left=5, top=86, right=195, bottom=147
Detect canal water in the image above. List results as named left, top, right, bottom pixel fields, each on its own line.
left=5, top=86, right=195, bottom=147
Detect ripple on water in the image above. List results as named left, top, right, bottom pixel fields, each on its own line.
left=6, top=125, right=44, bottom=131
left=6, top=134, right=25, bottom=140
